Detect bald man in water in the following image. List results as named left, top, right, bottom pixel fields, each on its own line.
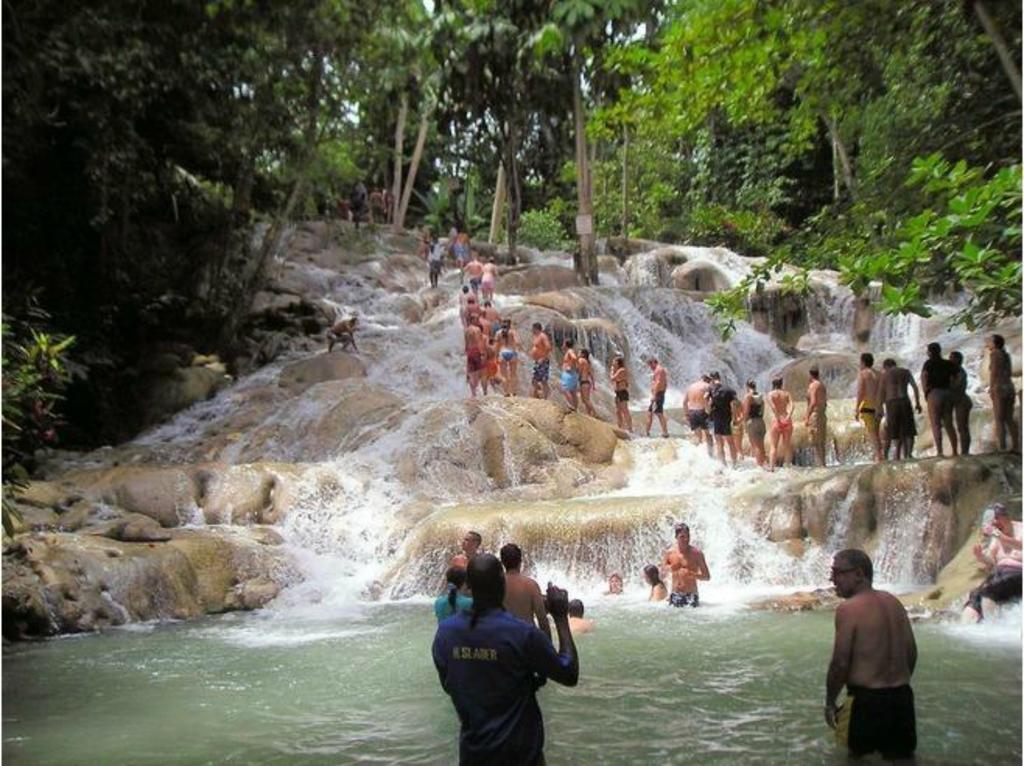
left=826, top=549, right=917, bottom=762
left=500, top=543, right=551, bottom=641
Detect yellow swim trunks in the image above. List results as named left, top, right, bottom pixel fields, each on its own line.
left=858, top=404, right=878, bottom=432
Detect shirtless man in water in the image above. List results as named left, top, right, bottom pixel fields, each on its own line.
left=327, top=316, right=358, bottom=353
left=685, top=375, right=713, bottom=456
left=662, top=523, right=710, bottom=607
left=767, top=377, right=794, bottom=470
left=450, top=530, right=482, bottom=569
left=879, top=359, right=922, bottom=460
left=464, top=251, right=485, bottom=295
left=464, top=318, right=487, bottom=397
left=531, top=323, right=552, bottom=400
left=826, top=549, right=917, bottom=763
left=855, top=353, right=883, bottom=463
left=805, top=368, right=829, bottom=467
left=645, top=357, right=669, bottom=438
left=500, top=543, right=551, bottom=641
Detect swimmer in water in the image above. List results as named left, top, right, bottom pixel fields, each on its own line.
left=603, top=572, right=624, bottom=596
left=644, top=564, right=668, bottom=602
left=568, top=599, right=595, bottom=635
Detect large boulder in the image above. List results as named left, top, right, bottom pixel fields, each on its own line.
left=736, top=454, right=1021, bottom=583
left=500, top=265, right=580, bottom=294
left=278, top=352, right=366, bottom=395
left=2, top=527, right=299, bottom=639
left=385, top=495, right=684, bottom=597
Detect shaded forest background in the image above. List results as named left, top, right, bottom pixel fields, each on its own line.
left=2, top=0, right=1020, bottom=461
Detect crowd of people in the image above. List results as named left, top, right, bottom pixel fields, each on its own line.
left=432, top=526, right=925, bottom=763
left=413, top=230, right=1020, bottom=469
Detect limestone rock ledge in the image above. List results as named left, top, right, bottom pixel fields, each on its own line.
left=3, top=526, right=299, bottom=640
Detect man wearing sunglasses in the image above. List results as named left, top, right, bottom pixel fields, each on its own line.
left=825, top=549, right=917, bottom=762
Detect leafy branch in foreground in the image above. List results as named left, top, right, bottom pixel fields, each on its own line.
left=2, top=310, right=75, bottom=536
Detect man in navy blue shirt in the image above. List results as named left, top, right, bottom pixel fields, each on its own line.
left=432, top=554, right=579, bottom=765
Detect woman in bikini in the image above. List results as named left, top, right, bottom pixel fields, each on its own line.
left=743, top=379, right=767, bottom=468
left=577, top=349, right=598, bottom=417
left=610, top=355, right=632, bottom=431
left=497, top=320, right=521, bottom=397
left=767, top=376, right=794, bottom=471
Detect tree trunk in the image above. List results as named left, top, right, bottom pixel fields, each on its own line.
left=572, top=49, right=597, bottom=285
left=831, top=133, right=840, bottom=202
left=972, top=1, right=1022, bottom=103
left=391, top=93, right=408, bottom=232
left=396, top=106, right=429, bottom=231
left=503, top=125, right=522, bottom=263
left=489, top=163, right=506, bottom=244
left=824, top=115, right=857, bottom=200
left=621, top=124, right=629, bottom=241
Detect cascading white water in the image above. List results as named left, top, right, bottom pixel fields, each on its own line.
left=71, top=236, right=965, bottom=607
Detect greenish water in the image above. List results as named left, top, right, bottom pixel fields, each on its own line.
left=3, top=599, right=1020, bottom=765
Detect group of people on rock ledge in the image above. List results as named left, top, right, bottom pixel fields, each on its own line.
left=431, top=528, right=921, bottom=764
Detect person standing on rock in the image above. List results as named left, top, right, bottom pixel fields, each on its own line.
left=880, top=359, right=922, bottom=460
left=948, top=351, right=973, bottom=456
left=577, top=349, right=597, bottom=418
left=531, top=323, right=552, bottom=400
left=743, top=379, right=767, bottom=468
left=855, top=353, right=884, bottom=463
left=451, top=531, right=483, bottom=570
left=825, top=549, right=917, bottom=763
left=464, top=250, right=485, bottom=295
left=767, top=377, right=794, bottom=470
left=685, top=375, right=714, bottom=456
left=350, top=182, right=368, bottom=229
left=611, top=355, right=632, bottom=431
left=480, top=301, right=502, bottom=338
left=707, top=373, right=738, bottom=467
left=497, top=320, right=522, bottom=397
left=500, top=543, right=551, bottom=641
left=481, top=257, right=499, bottom=303
left=560, top=338, right=580, bottom=412
left=805, top=368, right=829, bottom=467
left=427, top=233, right=445, bottom=289
left=662, top=523, right=710, bottom=607
left=987, top=334, right=1020, bottom=453
left=465, top=318, right=487, bottom=397
left=432, top=555, right=579, bottom=766
left=921, top=342, right=957, bottom=457
left=645, top=357, right=669, bottom=438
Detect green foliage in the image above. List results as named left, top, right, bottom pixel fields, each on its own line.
left=414, top=183, right=454, bottom=233
left=683, top=204, right=789, bottom=257
left=517, top=209, right=573, bottom=251
left=840, top=156, right=1021, bottom=327
left=1, top=307, right=75, bottom=535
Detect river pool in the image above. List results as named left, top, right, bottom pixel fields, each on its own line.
left=4, top=594, right=1020, bottom=765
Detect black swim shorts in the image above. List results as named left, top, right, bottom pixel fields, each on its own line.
left=649, top=391, right=666, bottom=414
left=616, top=389, right=629, bottom=402
left=712, top=414, right=732, bottom=437
left=837, top=684, right=916, bottom=760
left=669, top=592, right=699, bottom=608
left=687, top=409, right=708, bottom=431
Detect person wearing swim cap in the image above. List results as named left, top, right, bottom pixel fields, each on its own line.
left=432, top=554, right=579, bottom=765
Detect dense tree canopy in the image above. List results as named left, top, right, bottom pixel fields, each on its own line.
left=2, top=0, right=1020, bottom=444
